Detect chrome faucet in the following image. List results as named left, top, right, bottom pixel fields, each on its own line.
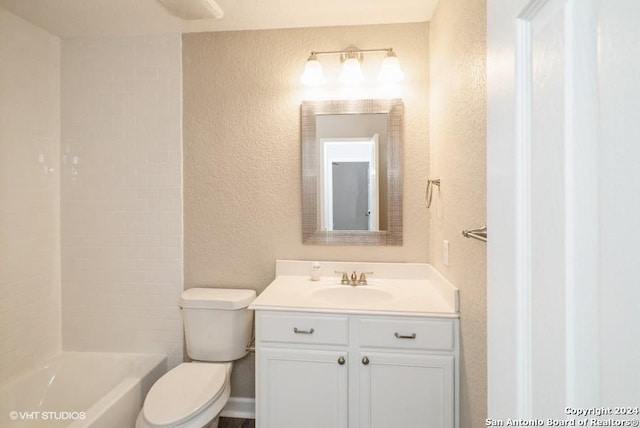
left=357, top=272, right=373, bottom=285
left=335, top=271, right=374, bottom=286
left=335, top=271, right=354, bottom=285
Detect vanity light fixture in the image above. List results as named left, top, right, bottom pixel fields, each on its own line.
left=300, top=46, right=404, bottom=86
left=300, top=53, right=326, bottom=86
left=378, top=50, right=405, bottom=83
left=339, top=48, right=365, bottom=84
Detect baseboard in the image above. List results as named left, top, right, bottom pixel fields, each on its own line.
left=220, top=397, right=255, bottom=419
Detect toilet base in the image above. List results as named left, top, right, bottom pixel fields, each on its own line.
left=135, top=407, right=223, bottom=428
left=204, top=416, right=220, bottom=428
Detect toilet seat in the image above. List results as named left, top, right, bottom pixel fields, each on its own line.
left=141, top=362, right=231, bottom=427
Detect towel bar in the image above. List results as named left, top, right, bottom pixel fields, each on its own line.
left=462, top=226, right=487, bottom=243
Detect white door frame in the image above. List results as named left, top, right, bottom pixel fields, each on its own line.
left=487, top=0, right=601, bottom=417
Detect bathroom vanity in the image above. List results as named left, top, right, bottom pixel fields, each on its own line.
left=250, top=260, right=460, bottom=428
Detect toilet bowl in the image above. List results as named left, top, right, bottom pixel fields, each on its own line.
left=136, top=288, right=255, bottom=428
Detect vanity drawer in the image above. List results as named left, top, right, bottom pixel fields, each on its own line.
left=259, top=313, right=349, bottom=346
left=358, top=318, right=454, bottom=351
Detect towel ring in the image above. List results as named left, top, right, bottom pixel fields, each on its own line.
left=425, top=178, right=440, bottom=208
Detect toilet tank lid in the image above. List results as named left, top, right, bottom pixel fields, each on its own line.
left=180, top=288, right=256, bottom=310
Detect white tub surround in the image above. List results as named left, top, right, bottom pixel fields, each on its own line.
left=0, top=352, right=166, bottom=428
left=0, top=7, right=61, bottom=383
left=250, top=260, right=459, bottom=316
left=252, top=260, right=460, bottom=428
left=61, top=34, right=184, bottom=369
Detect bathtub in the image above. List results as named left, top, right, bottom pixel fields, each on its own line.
left=0, top=352, right=166, bottom=428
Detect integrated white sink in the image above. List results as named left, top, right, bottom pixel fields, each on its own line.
left=310, top=285, right=393, bottom=304
left=249, top=260, right=460, bottom=317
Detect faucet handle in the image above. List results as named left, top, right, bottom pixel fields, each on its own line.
left=335, top=271, right=350, bottom=285
left=358, top=272, right=374, bottom=285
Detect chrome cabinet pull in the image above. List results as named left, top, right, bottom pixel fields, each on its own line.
left=394, top=332, right=417, bottom=339
left=362, top=356, right=370, bottom=365
left=338, top=356, right=346, bottom=365
left=293, top=327, right=315, bottom=335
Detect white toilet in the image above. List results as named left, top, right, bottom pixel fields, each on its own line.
left=136, top=288, right=256, bottom=428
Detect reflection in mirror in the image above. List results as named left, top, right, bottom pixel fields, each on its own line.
left=318, top=115, right=386, bottom=231
left=301, top=99, right=403, bottom=245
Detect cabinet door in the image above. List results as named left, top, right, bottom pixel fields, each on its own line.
left=258, top=348, right=348, bottom=428
left=358, top=353, right=454, bottom=428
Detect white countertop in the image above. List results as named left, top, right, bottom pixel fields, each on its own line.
left=249, top=260, right=460, bottom=318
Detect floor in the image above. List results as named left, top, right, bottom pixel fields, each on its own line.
left=218, top=417, right=255, bottom=428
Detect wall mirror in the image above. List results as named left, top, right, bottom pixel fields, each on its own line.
left=301, top=98, right=403, bottom=245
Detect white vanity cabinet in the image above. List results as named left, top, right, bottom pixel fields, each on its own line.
left=256, top=312, right=350, bottom=428
left=259, top=347, right=349, bottom=428
left=255, top=310, right=459, bottom=428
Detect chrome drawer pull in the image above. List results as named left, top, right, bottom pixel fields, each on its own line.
left=293, top=327, right=315, bottom=335
left=362, top=356, right=370, bottom=365
left=338, top=356, right=346, bottom=365
left=394, top=332, right=417, bottom=339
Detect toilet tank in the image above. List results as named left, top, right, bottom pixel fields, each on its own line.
left=180, top=288, right=256, bottom=362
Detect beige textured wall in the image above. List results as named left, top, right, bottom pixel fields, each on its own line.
left=183, top=23, right=429, bottom=397
left=429, top=0, right=487, bottom=427
left=0, top=7, right=61, bottom=383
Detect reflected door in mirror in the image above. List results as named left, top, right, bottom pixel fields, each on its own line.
left=321, top=136, right=379, bottom=231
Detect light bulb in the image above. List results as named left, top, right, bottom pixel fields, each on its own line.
left=339, top=57, right=364, bottom=85
left=378, top=51, right=404, bottom=83
left=300, top=55, right=325, bottom=86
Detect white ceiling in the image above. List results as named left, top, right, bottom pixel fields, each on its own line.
left=0, top=0, right=439, bottom=38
